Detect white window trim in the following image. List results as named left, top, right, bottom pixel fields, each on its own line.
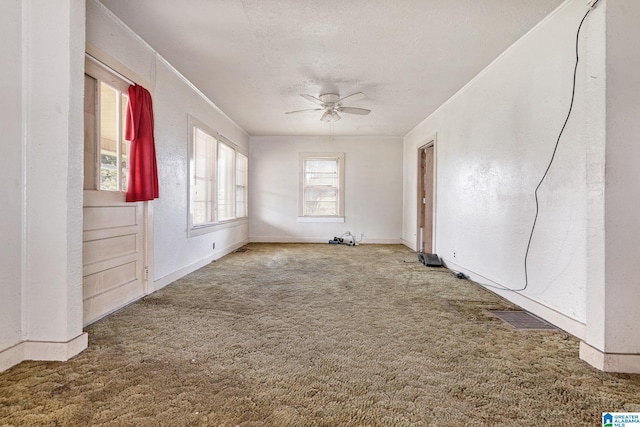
left=298, top=152, right=345, bottom=222
left=187, top=116, right=249, bottom=237
left=297, top=216, right=345, bottom=223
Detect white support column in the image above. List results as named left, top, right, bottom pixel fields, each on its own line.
left=581, top=0, right=640, bottom=373
left=0, top=1, right=25, bottom=373
left=21, top=0, right=87, bottom=361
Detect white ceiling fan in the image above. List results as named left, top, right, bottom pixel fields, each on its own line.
left=285, top=92, right=371, bottom=122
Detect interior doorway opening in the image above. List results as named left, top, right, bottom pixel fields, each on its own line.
left=417, top=140, right=435, bottom=253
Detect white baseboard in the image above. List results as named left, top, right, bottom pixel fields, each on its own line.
left=442, top=259, right=586, bottom=340
left=249, top=236, right=402, bottom=244
left=250, top=237, right=325, bottom=243
left=152, top=239, right=249, bottom=292
left=0, top=333, right=88, bottom=373
left=0, top=342, right=24, bottom=373
left=401, top=238, right=417, bottom=251
left=580, top=341, right=640, bottom=374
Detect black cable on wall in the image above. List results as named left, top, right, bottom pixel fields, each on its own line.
left=477, top=1, right=600, bottom=293
left=519, top=0, right=600, bottom=292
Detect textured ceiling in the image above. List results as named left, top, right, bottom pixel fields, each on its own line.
left=99, top=0, right=564, bottom=136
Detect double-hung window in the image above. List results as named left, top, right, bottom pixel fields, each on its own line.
left=85, top=58, right=130, bottom=192
left=299, top=152, right=345, bottom=221
left=188, top=116, right=248, bottom=235
left=192, top=126, right=217, bottom=225
left=217, top=142, right=236, bottom=222
left=235, top=153, right=249, bottom=218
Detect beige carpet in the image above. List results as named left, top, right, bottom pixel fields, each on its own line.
left=1, top=243, right=639, bottom=426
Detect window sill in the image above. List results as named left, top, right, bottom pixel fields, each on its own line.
left=188, top=217, right=248, bottom=237
left=297, top=216, right=345, bottom=223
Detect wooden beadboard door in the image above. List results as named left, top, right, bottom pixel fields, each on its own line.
left=82, top=191, right=146, bottom=326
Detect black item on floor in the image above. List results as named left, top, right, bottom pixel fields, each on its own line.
left=328, top=240, right=341, bottom=244
left=418, top=253, right=442, bottom=267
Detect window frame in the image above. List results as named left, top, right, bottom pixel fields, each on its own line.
left=235, top=152, right=249, bottom=219
left=188, top=116, right=248, bottom=237
left=298, top=152, right=345, bottom=222
left=85, top=58, right=131, bottom=192
left=216, top=141, right=236, bottom=222
left=191, top=122, right=218, bottom=228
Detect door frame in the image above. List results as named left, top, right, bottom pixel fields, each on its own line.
left=417, top=135, right=437, bottom=253
left=82, top=56, right=154, bottom=326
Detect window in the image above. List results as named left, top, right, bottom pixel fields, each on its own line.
left=217, top=142, right=235, bottom=221
left=236, top=153, right=248, bottom=218
left=188, top=116, right=248, bottom=235
left=85, top=58, right=130, bottom=192
left=192, top=127, right=217, bottom=225
left=299, top=152, right=345, bottom=221
left=99, top=82, right=129, bottom=191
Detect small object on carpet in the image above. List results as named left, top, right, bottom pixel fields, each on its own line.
left=489, top=310, right=558, bottom=330
left=418, top=253, right=442, bottom=267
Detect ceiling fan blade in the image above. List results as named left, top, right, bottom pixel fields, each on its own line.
left=337, top=107, right=371, bottom=115
left=285, top=108, right=323, bottom=114
left=337, top=92, right=366, bottom=104
left=300, top=94, right=324, bottom=105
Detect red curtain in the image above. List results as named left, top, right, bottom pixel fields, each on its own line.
left=125, top=84, right=159, bottom=202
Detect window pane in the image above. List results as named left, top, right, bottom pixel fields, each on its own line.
left=304, top=201, right=338, bottom=216
left=304, top=159, right=338, bottom=188
left=192, top=127, right=216, bottom=225
left=305, top=172, right=337, bottom=187
left=304, top=186, right=338, bottom=202
left=100, top=82, right=118, bottom=191
left=304, top=186, right=338, bottom=216
left=306, top=159, right=337, bottom=173
left=217, top=143, right=235, bottom=221
left=235, top=153, right=248, bottom=218
left=121, top=93, right=129, bottom=191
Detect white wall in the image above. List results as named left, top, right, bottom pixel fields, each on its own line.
left=0, top=1, right=24, bottom=355
left=250, top=136, right=403, bottom=243
left=86, top=0, right=250, bottom=290
left=403, top=0, right=605, bottom=336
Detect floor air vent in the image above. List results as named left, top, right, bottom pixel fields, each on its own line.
left=489, top=310, right=557, bottom=331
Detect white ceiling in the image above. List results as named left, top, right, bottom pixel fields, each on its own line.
left=99, top=0, right=564, bottom=137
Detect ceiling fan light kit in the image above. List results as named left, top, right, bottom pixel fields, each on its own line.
left=286, top=92, right=371, bottom=123
left=320, top=109, right=341, bottom=122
